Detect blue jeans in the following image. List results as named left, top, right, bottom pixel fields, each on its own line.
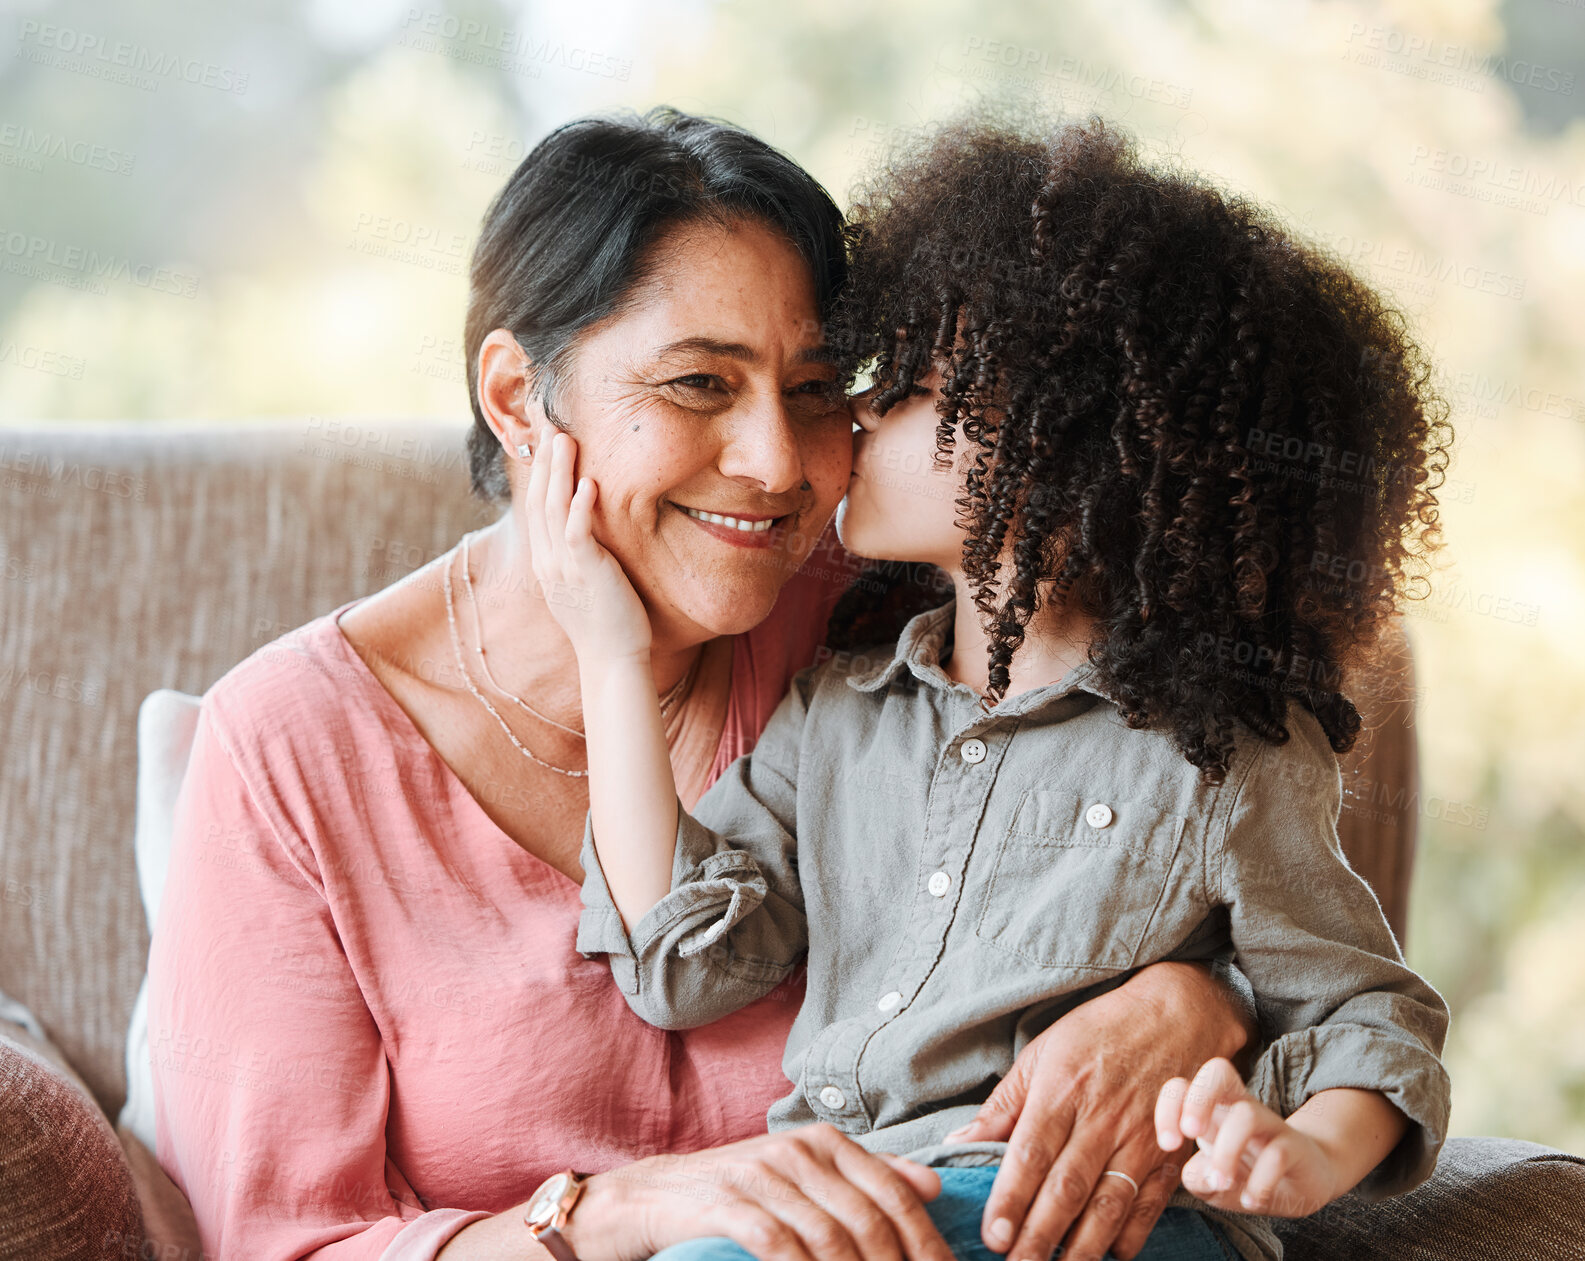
left=649, top=1166, right=1236, bottom=1261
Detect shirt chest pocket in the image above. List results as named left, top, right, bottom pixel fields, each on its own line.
left=974, top=789, right=1186, bottom=971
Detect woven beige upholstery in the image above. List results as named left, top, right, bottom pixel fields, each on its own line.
left=0, top=421, right=488, bottom=1116
left=1273, top=1137, right=1585, bottom=1260
left=1334, top=621, right=1420, bottom=943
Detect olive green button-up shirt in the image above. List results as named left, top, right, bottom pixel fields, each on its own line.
left=576, top=600, right=1449, bottom=1259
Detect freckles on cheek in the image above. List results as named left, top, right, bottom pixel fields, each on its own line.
left=580, top=425, right=675, bottom=529
left=603, top=484, right=663, bottom=537
left=810, top=440, right=854, bottom=505
left=579, top=460, right=659, bottom=544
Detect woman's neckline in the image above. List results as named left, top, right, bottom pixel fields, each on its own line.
left=324, top=596, right=573, bottom=880
left=321, top=597, right=742, bottom=885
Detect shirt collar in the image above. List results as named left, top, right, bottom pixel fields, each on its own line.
left=844, top=598, right=1114, bottom=715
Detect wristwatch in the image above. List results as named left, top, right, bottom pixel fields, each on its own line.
left=524, top=1168, right=590, bottom=1261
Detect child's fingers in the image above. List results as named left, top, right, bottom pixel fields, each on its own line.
left=1180, top=1150, right=1219, bottom=1204
left=1178, top=1057, right=1243, bottom=1142
left=545, top=432, right=578, bottom=555
left=564, top=477, right=600, bottom=561
left=1204, top=1100, right=1264, bottom=1193
left=524, top=430, right=552, bottom=569
left=1155, top=1077, right=1191, bottom=1151
left=1238, top=1137, right=1297, bottom=1215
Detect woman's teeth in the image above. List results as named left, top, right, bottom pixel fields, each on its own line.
left=681, top=507, right=776, bottom=533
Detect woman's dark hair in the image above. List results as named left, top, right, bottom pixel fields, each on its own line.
left=827, top=114, right=1453, bottom=784
left=463, top=106, right=848, bottom=502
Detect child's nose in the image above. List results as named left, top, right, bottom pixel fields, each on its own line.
left=851, top=388, right=882, bottom=433
left=851, top=425, right=878, bottom=469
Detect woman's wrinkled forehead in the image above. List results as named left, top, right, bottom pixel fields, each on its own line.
left=601, top=218, right=830, bottom=367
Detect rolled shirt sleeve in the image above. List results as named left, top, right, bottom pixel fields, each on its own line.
left=576, top=671, right=814, bottom=1031
left=1218, top=725, right=1452, bottom=1199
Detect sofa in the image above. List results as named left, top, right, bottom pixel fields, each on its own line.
left=1, top=420, right=1580, bottom=1259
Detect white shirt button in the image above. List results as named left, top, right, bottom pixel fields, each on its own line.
left=1085, top=803, right=1115, bottom=829
left=928, top=871, right=951, bottom=897
left=819, top=1085, right=847, bottom=1110
left=877, top=990, right=903, bottom=1012
left=960, top=738, right=987, bottom=764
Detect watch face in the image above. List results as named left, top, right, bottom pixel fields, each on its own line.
left=528, top=1173, right=571, bottom=1227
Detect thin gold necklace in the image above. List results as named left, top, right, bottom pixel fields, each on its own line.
left=445, top=543, right=588, bottom=777
left=459, top=530, right=699, bottom=731
left=444, top=535, right=702, bottom=776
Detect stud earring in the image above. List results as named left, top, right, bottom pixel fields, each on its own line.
left=517, top=443, right=531, bottom=459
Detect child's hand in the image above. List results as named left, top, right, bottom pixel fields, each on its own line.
left=526, top=431, right=652, bottom=665
left=1155, top=1057, right=1339, bottom=1218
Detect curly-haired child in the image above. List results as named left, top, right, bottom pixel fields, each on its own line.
left=534, top=115, right=1453, bottom=1261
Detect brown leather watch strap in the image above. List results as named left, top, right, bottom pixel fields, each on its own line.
left=537, top=1224, right=581, bottom=1261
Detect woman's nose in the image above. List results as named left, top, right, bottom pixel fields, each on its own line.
left=718, top=394, right=806, bottom=494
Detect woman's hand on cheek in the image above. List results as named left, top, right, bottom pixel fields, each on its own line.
left=939, top=962, right=1253, bottom=1261
left=526, top=430, right=653, bottom=665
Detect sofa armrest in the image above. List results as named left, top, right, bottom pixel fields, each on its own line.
left=1272, top=1136, right=1585, bottom=1259
left=1336, top=617, right=1419, bottom=944
left=0, top=1029, right=147, bottom=1259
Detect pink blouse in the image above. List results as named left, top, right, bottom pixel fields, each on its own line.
left=147, top=534, right=858, bottom=1260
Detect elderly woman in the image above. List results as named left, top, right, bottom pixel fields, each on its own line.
left=146, top=108, right=1252, bottom=1261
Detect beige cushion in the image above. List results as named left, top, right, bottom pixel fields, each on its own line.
left=119, top=688, right=203, bottom=1157
left=108, top=690, right=205, bottom=1261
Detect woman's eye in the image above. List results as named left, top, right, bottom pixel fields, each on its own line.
left=786, top=380, right=845, bottom=419
left=790, top=378, right=845, bottom=404
left=669, top=374, right=718, bottom=391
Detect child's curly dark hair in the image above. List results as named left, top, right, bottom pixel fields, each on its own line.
left=826, top=114, right=1453, bottom=784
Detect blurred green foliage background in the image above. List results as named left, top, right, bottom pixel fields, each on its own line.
left=2, top=0, right=1583, bottom=1155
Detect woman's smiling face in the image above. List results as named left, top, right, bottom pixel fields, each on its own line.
left=487, top=216, right=853, bottom=644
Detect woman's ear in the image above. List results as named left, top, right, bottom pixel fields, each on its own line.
left=477, top=328, right=554, bottom=466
